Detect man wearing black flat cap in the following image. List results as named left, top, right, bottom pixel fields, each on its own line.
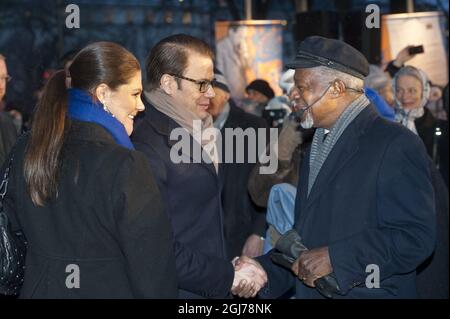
left=234, top=36, right=437, bottom=298
left=246, top=79, right=275, bottom=104
left=244, top=79, right=275, bottom=116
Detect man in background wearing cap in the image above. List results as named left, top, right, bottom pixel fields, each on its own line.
left=235, top=36, right=436, bottom=298
left=208, top=68, right=269, bottom=259
left=243, top=79, right=275, bottom=117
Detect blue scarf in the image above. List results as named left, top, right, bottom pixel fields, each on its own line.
left=67, top=88, right=134, bottom=150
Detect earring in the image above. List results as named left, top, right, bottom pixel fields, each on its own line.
left=102, top=100, right=108, bottom=112
left=102, top=100, right=115, bottom=118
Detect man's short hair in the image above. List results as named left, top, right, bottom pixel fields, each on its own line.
left=315, top=66, right=364, bottom=92
left=145, top=34, right=214, bottom=91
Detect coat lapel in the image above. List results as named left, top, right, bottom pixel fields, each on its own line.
left=189, top=135, right=219, bottom=179
left=305, top=124, right=359, bottom=208
left=294, top=146, right=310, bottom=228
left=304, top=105, right=380, bottom=208
left=294, top=105, right=379, bottom=234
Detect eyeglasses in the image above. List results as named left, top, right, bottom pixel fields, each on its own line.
left=0, top=75, right=12, bottom=83
left=169, top=74, right=215, bottom=93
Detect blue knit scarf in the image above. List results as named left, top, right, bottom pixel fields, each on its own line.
left=67, top=88, right=134, bottom=150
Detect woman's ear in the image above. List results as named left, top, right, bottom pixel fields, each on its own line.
left=95, top=83, right=109, bottom=103
left=160, top=74, right=175, bottom=95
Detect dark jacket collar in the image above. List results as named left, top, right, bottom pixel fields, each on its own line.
left=301, top=103, right=380, bottom=207
left=66, top=120, right=117, bottom=146
left=141, top=97, right=181, bottom=147
left=345, top=102, right=380, bottom=138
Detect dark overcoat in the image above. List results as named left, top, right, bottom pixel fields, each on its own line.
left=258, top=105, right=436, bottom=299
left=3, top=121, right=177, bottom=298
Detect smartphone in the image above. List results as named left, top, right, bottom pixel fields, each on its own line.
left=408, top=45, right=424, bottom=55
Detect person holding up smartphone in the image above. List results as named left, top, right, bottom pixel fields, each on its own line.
left=385, top=45, right=424, bottom=78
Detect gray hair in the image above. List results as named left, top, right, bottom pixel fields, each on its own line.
left=314, top=66, right=364, bottom=92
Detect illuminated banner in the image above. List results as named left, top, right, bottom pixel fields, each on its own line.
left=215, top=20, right=286, bottom=106
left=382, top=12, right=448, bottom=86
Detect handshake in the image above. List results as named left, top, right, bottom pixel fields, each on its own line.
left=230, top=256, right=267, bottom=298
left=229, top=230, right=340, bottom=299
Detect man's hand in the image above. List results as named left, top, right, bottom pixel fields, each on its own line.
left=231, top=256, right=267, bottom=298
left=241, top=234, right=264, bottom=258
left=291, top=246, right=333, bottom=287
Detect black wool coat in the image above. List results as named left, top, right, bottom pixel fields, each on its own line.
left=258, top=105, right=436, bottom=299
left=3, top=121, right=177, bottom=298
left=132, top=102, right=235, bottom=299
left=0, top=111, right=17, bottom=166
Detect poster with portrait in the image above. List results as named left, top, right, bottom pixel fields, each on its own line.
left=215, top=20, right=286, bottom=107
left=381, top=12, right=448, bottom=86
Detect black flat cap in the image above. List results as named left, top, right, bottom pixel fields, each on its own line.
left=246, top=79, right=275, bottom=100
left=286, top=36, right=369, bottom=79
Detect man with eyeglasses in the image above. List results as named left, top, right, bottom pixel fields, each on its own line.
left=132, top=34, right=267, bottom=299
left=234, top=36, right=437, bottom=299
left=0, top=54, right=18, bottom=166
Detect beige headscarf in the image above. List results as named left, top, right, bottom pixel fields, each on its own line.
left=144, top=89, right=219, bottom=173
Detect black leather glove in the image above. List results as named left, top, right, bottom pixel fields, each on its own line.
left=270, top=230, right=341, bottom=298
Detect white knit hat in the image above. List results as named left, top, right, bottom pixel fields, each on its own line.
left=279, top=69, right=295, bottom=94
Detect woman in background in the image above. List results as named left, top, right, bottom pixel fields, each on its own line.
left=393, top=65, right=448, bottom=299
left=393, top=65, right=439, bottom=160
